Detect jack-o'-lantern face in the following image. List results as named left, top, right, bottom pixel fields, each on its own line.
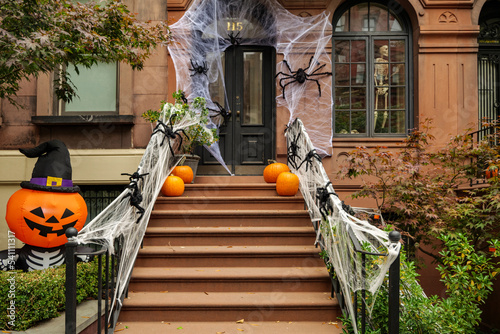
left=6, top=189, right=87, bottom=248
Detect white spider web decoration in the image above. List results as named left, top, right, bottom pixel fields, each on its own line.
left=169, top=0, right=334, bottom=164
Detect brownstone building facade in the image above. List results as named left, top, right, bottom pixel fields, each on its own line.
left=1, top=0, right=499, bottom=328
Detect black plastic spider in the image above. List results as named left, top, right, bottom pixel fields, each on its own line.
left=287, top=132, right=301, bottom=170
left=208, top=101, right=230, bottom=127
left=189, top=59, right=209, bottom=77
left=227, top=30, right=242, bottom=45
left=316, top=182, right=336, bottom=220
left=152, top=115, right=189, bottom=155
left=297, top=149, right=322, bottom=171
left=121, top=171, right=149, bottom=224
left=275, top=56, right=332, bottom=100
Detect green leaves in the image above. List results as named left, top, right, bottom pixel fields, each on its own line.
left=0, top=0, right=171, bottom=105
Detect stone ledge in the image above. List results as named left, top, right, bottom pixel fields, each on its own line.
left=7, top=300, right=104, bottom=334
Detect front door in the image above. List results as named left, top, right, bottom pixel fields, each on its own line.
left=198, top=45, right=276, bottom=175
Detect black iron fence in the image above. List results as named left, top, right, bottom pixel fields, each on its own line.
left=64, top=227, right=124, bottom=334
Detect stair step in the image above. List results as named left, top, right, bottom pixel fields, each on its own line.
left=148, top=209, right=312, bottom=227
left=154, top=195, right=305, bottom=210
left=143, top=226, right=317, bottom=246
left=128, top=266, right=331, bottom=292
left=184, top=183, right=278, bottom=196
left=119, top=291, right=340, bottom=322
left=114, top=321, right=343, bottom=334
left=135, top=245, right=324, bottom=267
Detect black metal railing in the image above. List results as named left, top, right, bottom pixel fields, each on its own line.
left=65, top=227, right=123, bottom=334
left=468, top=123, right=499, bottom=186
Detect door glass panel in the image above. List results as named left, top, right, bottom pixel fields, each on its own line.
left=243, top=51, right=263, bottom=125
left=209, top=53, right=226, bottom=106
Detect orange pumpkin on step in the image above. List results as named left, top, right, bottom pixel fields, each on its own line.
left=172, top=165, right=194, bottom=184
left=161, top=175, right=185, bottom=197
left=263, top=162, right=290, bottom=183
left=276, top=172, right=300, bottom=196
left=6, top=189, right=87, bottom=248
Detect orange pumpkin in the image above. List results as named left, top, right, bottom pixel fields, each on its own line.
left=161, top=175, right=185, bottom=197
left=276, top=172, right=300, bottom=196
left=172, top=165, right=194, bottom=184
left=263, top=162, right=290, bottom=183
left=485, top=165, right=498, bottom=179
left=6, top=189, right=87, bottom=248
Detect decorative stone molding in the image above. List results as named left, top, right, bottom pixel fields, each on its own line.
left=419, top=0, right=474, bottom=9
left=277, top=0, right=328, bottom=9
left=438, top=11, right=458, bottom=23
left=167, top=0, right=194, bottom=11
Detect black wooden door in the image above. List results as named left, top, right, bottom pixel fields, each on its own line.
left=199, top=45, right=275, bottom=175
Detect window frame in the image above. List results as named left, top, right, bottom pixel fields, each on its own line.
left=332, top=0, right=413, bottom=138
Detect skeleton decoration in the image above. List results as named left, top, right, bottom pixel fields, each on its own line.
left=168, top=0, right=334, bottom=161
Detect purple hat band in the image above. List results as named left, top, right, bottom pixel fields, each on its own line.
left=30, top=177, right=74, bottom=188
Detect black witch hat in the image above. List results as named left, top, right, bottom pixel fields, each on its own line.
left=19, top=140, right=80, bottom=193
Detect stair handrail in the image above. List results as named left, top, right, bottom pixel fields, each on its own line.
left=64, top=111, right=200, bottom=333
left=285, top=118, right=401, bottom=334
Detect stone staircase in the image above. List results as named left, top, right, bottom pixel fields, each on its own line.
left=116, top=176, right=342, bottom=333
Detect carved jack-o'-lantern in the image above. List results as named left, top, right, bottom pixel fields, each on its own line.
left=6, top=189, right=87, bottom=248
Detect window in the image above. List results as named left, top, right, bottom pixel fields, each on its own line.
left=57, top=62, right=118, bottom=115
left=332, top=1, right=411, bottom=137
left=478, top=0, right=500, bottom=130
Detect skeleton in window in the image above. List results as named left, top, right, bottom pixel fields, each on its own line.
left=374, top=45, right=389, bottom=129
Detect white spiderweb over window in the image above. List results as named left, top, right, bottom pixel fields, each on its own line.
left=286, top=118, right=401, bottom=333
left=169, top=0, right=334, bottom=166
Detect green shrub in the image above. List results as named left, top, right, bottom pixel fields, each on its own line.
left=0, top=260, right=99, bottom=331
left=341, top=233, right=500, bottom=333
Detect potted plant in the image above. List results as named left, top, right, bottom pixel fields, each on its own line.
left=142, top=90, right=219, bottom=178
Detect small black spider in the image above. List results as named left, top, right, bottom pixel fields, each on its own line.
left=227, top=30, right=242, bottom=45
left=121, top=171, right=149, bottom=224
left=287, top=132, right=301, bottom=170
left=275, top=56, right=332, bottom=100
left=189, top=59, right=209, bottom=77
left=297, top=149, right=322, bottom=172
left=152, top=115, right=189, bottom=155
left=208, top=101, right=230, bottom=127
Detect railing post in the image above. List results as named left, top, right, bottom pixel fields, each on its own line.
left=388, top=231, right=401, bottom=334
left=65, top=227, right=79, bottom=334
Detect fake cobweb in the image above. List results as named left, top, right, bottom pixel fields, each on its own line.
left=168, top=0, right=333, bottom=165
left=73, top=111, right=200, bottom=320
left=286, top=118, right=401, bottom=333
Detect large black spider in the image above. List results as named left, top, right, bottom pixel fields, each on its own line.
left=189, top=59, right=209, bottom=77
left=316, top=182, right=336, bottom=220
left=152, top=115, right=189, bottom=155
left=208, top=101, right=230, bottom=127
left=297, top=149, right=322, bottom=172
left=226, top=30, right=242, bottom=45
left=287, top=132, right=301, bottom=170
left=275, top=56, right=332, bottom=100
left=121, top=171, right=149, bottom=224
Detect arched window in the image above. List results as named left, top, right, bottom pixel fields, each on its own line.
left=332, top=1, right=412, bottom=137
